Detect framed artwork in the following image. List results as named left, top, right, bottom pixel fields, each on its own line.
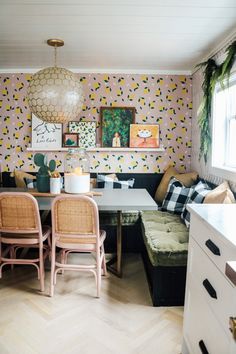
left=63, top=133, right=79, bottom=147
left=101, top=107, right=135, bottom=147
left=69, top=121, right=96, bottom=148
left=129, top=124, right=160, bottom=148
left=78, top=121, right=96, bottom=148
left=31, top=114, right=62, bottom=149
left=68, top=121, right=80, bottom=133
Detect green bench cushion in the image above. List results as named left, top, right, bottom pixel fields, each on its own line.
left=141, top=210, right=189, bottom=267
left=99, top=211, right=140, bottom=226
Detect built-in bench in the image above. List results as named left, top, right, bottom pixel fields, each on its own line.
left=141, top=210, right=188, bottom=306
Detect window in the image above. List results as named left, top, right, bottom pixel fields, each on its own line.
left=211, top=73, right=236, bottom=179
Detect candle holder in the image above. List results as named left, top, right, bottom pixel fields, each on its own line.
left=64, top=148, right=90, bottom=193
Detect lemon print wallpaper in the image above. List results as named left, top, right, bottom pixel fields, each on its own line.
left=0, top=73, right=192, bottom=173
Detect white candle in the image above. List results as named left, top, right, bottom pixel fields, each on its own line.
left=64, top=173, right=90, bottom=194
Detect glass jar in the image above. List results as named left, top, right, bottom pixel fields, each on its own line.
left=64, top=148, right=90, bottom=193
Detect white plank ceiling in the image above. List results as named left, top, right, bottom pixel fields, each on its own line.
left=0, top=0, right=236, bottom=73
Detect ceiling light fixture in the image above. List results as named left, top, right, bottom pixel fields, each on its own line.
left=27, top=39, right=84, bottom=124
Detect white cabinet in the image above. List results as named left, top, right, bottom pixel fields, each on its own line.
left=182, top=204, right=236, bottom=354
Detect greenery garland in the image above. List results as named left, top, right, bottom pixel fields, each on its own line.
left=197, top=40, right=236, bottom=163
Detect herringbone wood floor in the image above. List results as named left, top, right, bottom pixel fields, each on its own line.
left=0, top=254, right=183, bottom=354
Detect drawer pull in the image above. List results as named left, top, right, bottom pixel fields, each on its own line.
left=203, top=279, right=217, bottom=299
left=199, top=340, right=209, bottom=354
left=205, top=239, right=221, bottom=256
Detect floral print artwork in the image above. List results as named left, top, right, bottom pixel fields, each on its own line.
left=78, top=121, right=96, bottom=148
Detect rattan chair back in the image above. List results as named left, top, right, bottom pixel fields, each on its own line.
left=52, top=194, right=99, bottom=243
left=0, top=192, right=41, bottom=234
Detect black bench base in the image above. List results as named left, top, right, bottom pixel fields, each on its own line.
left=142, top=247, right=187, bottom=307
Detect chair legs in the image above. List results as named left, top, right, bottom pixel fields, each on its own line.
left=96, top=264, right=101, bottom=298
left=102, top=244, right=107, bottom=276
left=1, top=243, right=106, bottom=297
left=0, top=241, right=2, bottom=279
left=50, top=244, right=106, bottom=298
left=96, top=246, right=106, bottom=298
left=50, top=240, right=56, bottom=297
left=39, top=246, right=45, bottom=292
left=59, top=250, right=66, bottom=275
left=9, top=247, right=15, bottom=270
left=0, top=243, right=47, bottom=292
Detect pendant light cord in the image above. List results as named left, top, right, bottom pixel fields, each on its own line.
left=54, top=45, right=57, bottom=67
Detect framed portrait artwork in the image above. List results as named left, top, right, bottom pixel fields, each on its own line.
left=63, top=133, right=79, bottom=147
left=129, top=124, right=160, bottom=148
left=101, top=107, right=135, bottom=148
left=69, top=121, right=96, bottom=148
left=31, top=114, right=62, bottom=149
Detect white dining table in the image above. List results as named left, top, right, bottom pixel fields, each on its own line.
left=35, top=188, right=156, bottom=210
left=0, top=188, right=158, bottom=277
left=36, top=188, right=158, bottom=277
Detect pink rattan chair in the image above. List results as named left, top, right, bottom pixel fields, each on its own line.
left=50, top=194, right=106, bottom=297
left=0, top=192, right=51, bottom=292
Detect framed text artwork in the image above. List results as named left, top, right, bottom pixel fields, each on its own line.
left=101, top=107, right=135, bottom=147
left=130, top=124, right=160, bottom=148
left=31, top=114, right=62, bottom=149
left=69, top=121, right=96, bottom=148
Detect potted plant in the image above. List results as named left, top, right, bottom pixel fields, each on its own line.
left=50, top=171, right=61, bottom=194
left=34, top=153, right=56, bottom=192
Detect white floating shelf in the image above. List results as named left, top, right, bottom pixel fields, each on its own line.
left=88, top=147, right=165, bottom=152
left=26, top=147, right=165, bottom=153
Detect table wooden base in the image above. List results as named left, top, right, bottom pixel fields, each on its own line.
left=106, top=211, right=123, bottom=278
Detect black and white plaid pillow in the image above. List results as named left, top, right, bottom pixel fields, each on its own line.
left=161, top=177, right=194, bottom=214
left=181, top=180, right=210, bottom=227
left=97, top=174, right=135, bottom=189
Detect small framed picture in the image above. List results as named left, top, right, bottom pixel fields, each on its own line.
left=63, top=133, right=79, bottom=147
left=68, top=121, right=80, bottom=133
left=130, top=124, right=160, bottom=148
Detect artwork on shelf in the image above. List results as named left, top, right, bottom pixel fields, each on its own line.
left=101, top=106, right=135, bottom=147
left=78, top=121, right=96, bottom=148
left=69, top=121, right=96, bottom=148
left=31, top=114, right=62, bottom=149
left=68, top=121, right=80, bottom=133
left=129, top=124, right=160, bottom=148
left=63, top=133, right=79, bottom=147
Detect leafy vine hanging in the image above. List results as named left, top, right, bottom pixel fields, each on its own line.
left=197, top=40, right=236, bottom=163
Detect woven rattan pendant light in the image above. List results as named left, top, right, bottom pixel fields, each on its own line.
left=27, top=39, right=84, bottom=124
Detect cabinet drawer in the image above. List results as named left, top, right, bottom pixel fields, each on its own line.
left=188, top=238, right=236, bottom=339
left=184, top=275, right=230, bottom=354
left=190, top=214, right=236, bottom=276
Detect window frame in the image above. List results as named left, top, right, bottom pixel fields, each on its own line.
left=210, top=70, right=236, bottom=182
